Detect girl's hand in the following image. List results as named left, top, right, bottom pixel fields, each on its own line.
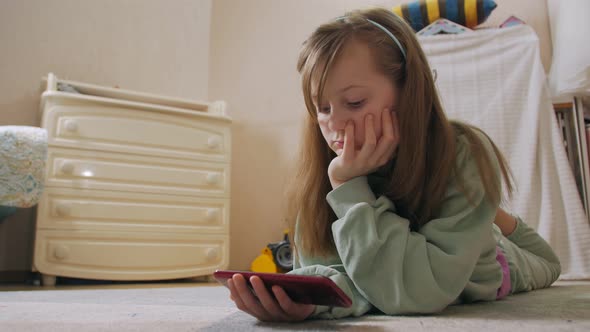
left=328, top=108, right=399, bottom=188
left=227, top=274, right=316, bottom=322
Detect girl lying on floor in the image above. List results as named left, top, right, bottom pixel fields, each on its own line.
left=226, top=7, right=561, bottom=321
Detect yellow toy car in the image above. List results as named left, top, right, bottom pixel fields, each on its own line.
left=250, top=231, right=293, bottom=273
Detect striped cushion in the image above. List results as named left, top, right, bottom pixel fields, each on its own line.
left=392, top=0, right=497, bottom=32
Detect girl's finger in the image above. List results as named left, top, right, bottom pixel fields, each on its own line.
left=358, top=114, right=377, bottom=161
left=378, top=110, right=400, bottom=164
left=372, top=109, right=395, bottom=164
left=231, top=274, right=272, bottom=321
left=391, top=111, right=400, bottom=157
left=383, top=108, right=394, bottom=141
left=272, top=285, right=297, bottom=314
left=272, top=285, right=315, bottom=321
left=250, top=276, right=289, bottom=321
left=227, top=278, right=255, bottom=316
left=342, top=121, right=355, bottom=162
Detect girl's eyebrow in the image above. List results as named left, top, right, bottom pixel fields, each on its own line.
left=312, top=84, right=366, bottom=100
left=338, top=84, right=366, bottom=93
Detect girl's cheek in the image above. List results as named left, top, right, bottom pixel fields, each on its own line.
left=317, top=117, right=330, bottom=133
left=317, top=118, right=329, bottom=138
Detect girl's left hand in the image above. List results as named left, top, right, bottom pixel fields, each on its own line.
left=227, top=274, right=316, bottom=322
left=328, top=108, right=399, bottom=188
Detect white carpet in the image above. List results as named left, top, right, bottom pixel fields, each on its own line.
left=1, top=281, right=589, bottom=331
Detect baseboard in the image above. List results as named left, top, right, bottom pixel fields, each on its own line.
left=0, top=270, right=35, bottom=283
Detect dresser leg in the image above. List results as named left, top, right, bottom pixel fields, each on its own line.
left=191, top=274, right=216, bottom=283
left=41, top=274, right=57, bottom=286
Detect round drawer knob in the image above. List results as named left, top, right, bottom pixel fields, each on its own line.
left=56, top=204, right=71, bottom=217
left=206, top=248, right=219, bottom=261
left=207, top=136, right=220, bottom=149
left=206, top=209, right=219, bottom=221
left=60, top=162, right=75, bottom=174
left=54, top=245, right=69, bottom=260
left=206, top=173, right=220, bottom=185
left=64, top=120, right=78, bottom=133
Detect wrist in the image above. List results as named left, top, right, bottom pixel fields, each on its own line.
left=328, top=174, right=347, bottom=189
left=330, top=179, right=344, bottom=189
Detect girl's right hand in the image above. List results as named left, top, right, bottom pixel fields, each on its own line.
left=328, top=108, right=399, bottom=188
left=227, top=274, right=316, bottom=322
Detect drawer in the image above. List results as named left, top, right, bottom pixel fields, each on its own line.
left=33, top=230, right=229, bottom=280
left=37, top=187, right=229, bottom=233
left=42, top=102, right=230, bottom=162
left=45, top=147, right=229, bottom=198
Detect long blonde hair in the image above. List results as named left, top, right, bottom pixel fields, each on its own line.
left=287, top=8, right=514, bottom=257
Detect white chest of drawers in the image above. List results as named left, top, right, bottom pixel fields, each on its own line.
left=33, top=73, right=231, bottom=286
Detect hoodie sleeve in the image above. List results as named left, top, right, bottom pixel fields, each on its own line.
left=290, top=134, right=500, bottom=318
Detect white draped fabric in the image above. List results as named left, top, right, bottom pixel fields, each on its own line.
left=419, top=26, right=590, bottom=279
left=547, top=0, right=590, bottom=98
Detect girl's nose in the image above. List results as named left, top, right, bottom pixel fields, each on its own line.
left=328, top=109, right=348, bottom=132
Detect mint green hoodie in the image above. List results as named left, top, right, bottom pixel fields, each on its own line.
left=289, top=132, right=506, bottom=319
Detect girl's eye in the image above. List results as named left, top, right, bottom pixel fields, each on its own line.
left=318, top=106, right=331, bottom=114
left=347, top=100, right=366, bottom=108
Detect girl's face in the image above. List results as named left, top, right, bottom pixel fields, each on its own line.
left=314, top=38, right=397, bottom=155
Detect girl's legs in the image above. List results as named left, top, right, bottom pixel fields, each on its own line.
left=494, top=208, right=517, bottom=236
left=495, top=208, right=561, bottom=293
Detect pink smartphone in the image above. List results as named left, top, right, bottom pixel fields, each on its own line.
left=213, top=270, right=352, bottom=308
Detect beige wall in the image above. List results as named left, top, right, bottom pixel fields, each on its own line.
left=0, top=0, right=212, bottom=271
left=0, top=0, right=553, bottom=273
left=0, top=0, right=212, bottom=127
left=208, top=0, right=553, bottom=270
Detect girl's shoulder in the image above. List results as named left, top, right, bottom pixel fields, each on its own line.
left=453, top=126, right=498, bottom=169
left=449, top=125, right=503, bottom=199
left=430, top=127, right=502, bottom=220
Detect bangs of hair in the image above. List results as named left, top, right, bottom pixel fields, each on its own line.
left=298, top=27, right=351, bottom=120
